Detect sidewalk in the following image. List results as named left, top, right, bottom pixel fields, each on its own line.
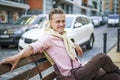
left=107, top=45, right=120, bottom=68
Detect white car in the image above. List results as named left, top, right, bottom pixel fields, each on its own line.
left=107, top=14, right=119, bottom=27
left=18, top=14, right=95, bottom=51
left=90, top=16, right=100, bottom=27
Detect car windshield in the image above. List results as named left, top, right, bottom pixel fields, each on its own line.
left=108, top=15, right=119, bottom=19
left=13, top=15, right=38, bottom=25
left=37, top=19, right=49, bottom=28
left=65, top=17, right=74, bottom=28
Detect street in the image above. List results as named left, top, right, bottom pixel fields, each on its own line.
left=0, top=24, right=119, bottom=80
left=79, top=24, right=119, bottom=64
left=0, top=0, right=120, bottom=80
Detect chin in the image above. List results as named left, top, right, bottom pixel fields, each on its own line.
left=58, top=31, right=64, bottom=34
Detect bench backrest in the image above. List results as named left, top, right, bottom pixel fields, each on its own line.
left=0, top=53, right=56, bottom=80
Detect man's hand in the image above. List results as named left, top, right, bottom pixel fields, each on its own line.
left=0, top=46, right=33, bottom=71
left=75, top=44, right=83, bottom=57
left=0, top=55, right=21, bottom=71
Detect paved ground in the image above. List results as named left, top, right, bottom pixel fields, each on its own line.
left=107, top=45, right=120, bottom=68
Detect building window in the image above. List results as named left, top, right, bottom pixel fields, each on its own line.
left=66, top=5, right=69, bottom=13
left=0, top=11, right=8, bottom=23
left=13, top=12, right=19, bottom=22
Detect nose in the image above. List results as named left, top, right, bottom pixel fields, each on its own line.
left=59, top=22, right=65, bottom=27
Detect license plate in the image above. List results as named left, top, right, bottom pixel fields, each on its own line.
left=0, top=35, right=9, bottom=38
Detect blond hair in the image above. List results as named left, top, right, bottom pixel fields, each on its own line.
left=49, top=8, right=64, bottom=20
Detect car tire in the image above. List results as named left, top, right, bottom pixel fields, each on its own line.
left=86, top=35, right=94, bottom=50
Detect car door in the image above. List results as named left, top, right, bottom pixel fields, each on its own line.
left=77, top=16, right=89, bottom=44
left=80, top=17, right=92, bottom=43
left=72, top=16, right=85, bottom=44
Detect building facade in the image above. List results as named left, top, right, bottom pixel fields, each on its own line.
left=103, top=0, right=120, bottom=16
left=0, top=0, right=112, bottom=24
left=0, top=0, right=29, bottom=24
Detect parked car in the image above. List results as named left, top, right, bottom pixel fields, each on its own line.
left=0, top=14, right=47, bottom=47
left=18, top=14, right=95, bottom=51
left=107, top=14, right=120, bottom=27
left=18, top=19, right=49, bottom=51
left=90, top=16, right=100, bottom=27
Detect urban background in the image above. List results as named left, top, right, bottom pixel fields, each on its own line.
left=0, top=0, right=120, bottom=80
left=0, top=0, right=120, bottom=24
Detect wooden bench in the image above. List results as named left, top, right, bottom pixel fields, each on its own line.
left=0, top=53, right=56, bottom=80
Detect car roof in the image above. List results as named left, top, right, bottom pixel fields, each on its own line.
left=65, top=14, right=88, bottom=18
left=38, top=14, right=48, bottom=17
left=21, top=14, right=48, bottom=18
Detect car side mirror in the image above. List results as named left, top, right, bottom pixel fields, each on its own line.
left=74, top=23, right=82, bottom=28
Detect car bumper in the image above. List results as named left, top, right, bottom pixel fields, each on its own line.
left=108, top=23, right=119, bottom=27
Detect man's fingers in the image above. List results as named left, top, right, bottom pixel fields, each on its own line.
left=10, top=63, right=17, bottom=71
left=0, top=58, right=13, bottom=66
left=0, top=59, right=7, bottom=64
left=11, top=65, right=15, bottom=71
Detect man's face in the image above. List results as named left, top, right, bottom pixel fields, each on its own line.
left=49, top=14, right=65, bottom=34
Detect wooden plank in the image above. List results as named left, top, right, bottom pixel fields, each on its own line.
left=0, top=53, right=56, bottom=80
left=9, top=61, right=52, bottom=80
left=42, top=72, right=56, bottom=80
left=0, top=53, right=45, bottom=75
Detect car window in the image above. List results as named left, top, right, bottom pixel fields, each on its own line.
left=37, top=17, right=47, bottom=24
left=81, top=17, right=89, bottom=25
left=37, top=19, right=49, bottom=28
left=75, top=17, right=83, bottom=24
left=74, top=17, right=83, bottom=28
left=13, top=15, right=38, bottom=25
left=108, top=15, right=119, bottom=19
left=65, top=17, right=74, bottom=28
left=24, top=16, right=38, bottom=24
left=85, top=17, right=90, bottom=24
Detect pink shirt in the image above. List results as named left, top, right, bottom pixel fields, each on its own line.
left=29, top=33, right=80, bottom=76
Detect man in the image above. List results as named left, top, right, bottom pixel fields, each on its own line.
left=0, top=8, right=120, bottom=80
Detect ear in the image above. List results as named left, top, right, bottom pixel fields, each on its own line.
left=49, top=20, right=52, bottom=24
left=49, top=20, right=52, bottom=28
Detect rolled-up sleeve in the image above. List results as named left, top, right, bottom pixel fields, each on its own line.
left=29, top=36, right=52, bottom=54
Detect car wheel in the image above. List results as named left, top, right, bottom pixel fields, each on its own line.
left=86, top=35, right=94, bottom=50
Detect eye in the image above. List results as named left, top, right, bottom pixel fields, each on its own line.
left=62, top=20, right=65, bottom=23
left=56, top=20, right=60, bottom=23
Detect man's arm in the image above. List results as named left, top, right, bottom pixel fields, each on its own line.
left=0, top=46, right=33, bottom=71
left=74, top=44, right=83, bottom=57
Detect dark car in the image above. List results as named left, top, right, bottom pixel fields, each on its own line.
left=0, top=14, right=47, bottom=47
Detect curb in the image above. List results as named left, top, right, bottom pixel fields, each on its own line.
left=107, top=45, right=120, bottom=68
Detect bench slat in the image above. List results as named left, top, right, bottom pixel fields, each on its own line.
left=0, top=53, right=57, bottom=80
left=42, top=72, right=56, bottom=80
left=9, top=61, right=52, bottom=80
left=0, top=53, right=45, bottom=75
